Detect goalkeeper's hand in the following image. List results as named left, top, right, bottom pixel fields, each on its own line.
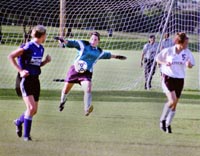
left=54, top=36, right=65, bottom=43
left=115, top=55, right=127, bottom=60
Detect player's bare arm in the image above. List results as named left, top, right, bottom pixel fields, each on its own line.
left=41, top=54, right=51, bottom=67
left=8, top=48, right=29, bottom=77
left=185, top=59, right=193, bottom=68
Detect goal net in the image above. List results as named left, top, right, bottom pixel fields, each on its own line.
left=0, top=0, right=199, bottom=91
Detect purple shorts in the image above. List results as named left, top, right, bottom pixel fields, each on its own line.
left=162, top=74, right=184, bottom=98
left=65, top=65, right=93, bottom=84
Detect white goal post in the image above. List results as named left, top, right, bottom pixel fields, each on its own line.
left=0, top=0, right=199, bottom=91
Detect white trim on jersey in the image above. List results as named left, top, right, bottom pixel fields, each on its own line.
left=20, top=78, right=28, bottom=97
left=87, top=51, right=105, bottom=72
left=74, top=40, right=85, bottom=62
left=93, top=51, right=105, bottom=66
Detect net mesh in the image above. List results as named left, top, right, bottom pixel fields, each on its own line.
left=0, top=0, right=199, bottom=90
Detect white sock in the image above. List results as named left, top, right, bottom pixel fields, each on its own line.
left=60, top=92, right=68, bottom=103
left=160, top=103, right=170, bottom=122
left=84, top=92, right=92, bottom=111
left=166, top=110, right=176, bottom=127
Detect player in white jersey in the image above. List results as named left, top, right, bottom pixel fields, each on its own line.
left=156, top=32, right=195, bottom=133
left=141, top=35, right=159, bottom=89
left=160, top=33, right=174, bottom=50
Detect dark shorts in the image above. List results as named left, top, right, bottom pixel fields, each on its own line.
left=65, top=65, right=93, bottom=84
left=162, top=74, right=184, bottom=98
left=20, top=75, right=40, bottom=102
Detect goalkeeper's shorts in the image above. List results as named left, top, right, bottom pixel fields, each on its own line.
left=65, top=65, right=93, bottom=84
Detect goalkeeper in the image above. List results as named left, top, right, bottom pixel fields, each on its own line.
left=54, top=32, right=126, bottom=116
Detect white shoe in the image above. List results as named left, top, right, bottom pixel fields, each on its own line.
left=85, top=105, right=94, bottom=116
left=24, top=136, right=32, bottom=141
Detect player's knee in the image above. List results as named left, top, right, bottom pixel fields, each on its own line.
left=29, top=107, right=37, bottom=116
left=33, top=109, right=37, bottom=115
left=168, top=100, right=177, bottom=109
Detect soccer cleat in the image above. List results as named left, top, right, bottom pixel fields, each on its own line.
left=85, top=105, right=94, bottom=116
left=59, top=99, right=67, bottom=112
left=24, top=136, right=32, bottom=141
left=14, top=120, right=22, bottom=137
left=166, top=125, right=172, bottom=133
left=160, top=120, right=166, bottom=132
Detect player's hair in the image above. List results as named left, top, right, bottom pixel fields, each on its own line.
left=31, top=25, right=46, bottom=38
left=90, top=32, right=100, bottom=41
left=174, top=32, right=188, bottom=44
left=148, top=35, right=155, bottom=43
left=149, top=35, right=155, bottom=39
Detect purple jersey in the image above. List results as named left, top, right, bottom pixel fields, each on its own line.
left=18, top=41, right=44, bottom=75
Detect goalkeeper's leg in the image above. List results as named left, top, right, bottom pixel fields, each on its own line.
left=81, top=81, right=93, bottom=116
left=59, top=82, right=74, bottom=111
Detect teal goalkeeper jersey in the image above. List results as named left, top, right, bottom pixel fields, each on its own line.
left=65, top=40, right=112, bottom=72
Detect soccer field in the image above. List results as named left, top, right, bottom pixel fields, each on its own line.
left=0, top=89, right=200, bottom=156
left=1, top=1, right=200, bottom=155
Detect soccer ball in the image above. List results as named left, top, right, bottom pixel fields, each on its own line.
left=74, top=60, right=88, bottom=73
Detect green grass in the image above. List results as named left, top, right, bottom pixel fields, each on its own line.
left=0, top=89, right=200, bottom=156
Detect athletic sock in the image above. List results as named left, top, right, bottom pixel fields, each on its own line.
left=24, top=116, right=32, bottom=138
left=19, top=113, right=25, bottom=123
left=84, top=92, right=92, bottom=111
left=60, top=92, right=68, bottom=103
left=16, top=113, right=24, bottom=126
left=166, top=110, right=176, bottom=127
left=160, top=103, right=170, bottom=122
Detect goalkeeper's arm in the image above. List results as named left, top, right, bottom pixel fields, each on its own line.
left=111, top=54, right=127, bottom=60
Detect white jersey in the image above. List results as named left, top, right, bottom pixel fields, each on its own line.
left=143, top=42, right=159, bottom=60
left=157, top=46, right=195, bottom=78
left=160, top=38, right=174, bottom=50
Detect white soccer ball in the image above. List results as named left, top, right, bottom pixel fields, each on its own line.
left=74, top=60, right=88, bottom=73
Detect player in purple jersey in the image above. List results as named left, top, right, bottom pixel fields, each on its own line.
left=55, top=32, right=127, bottom=116
left=8, top=25, right=51, bottom=141
left=156, top=32, right=195, bottom=133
